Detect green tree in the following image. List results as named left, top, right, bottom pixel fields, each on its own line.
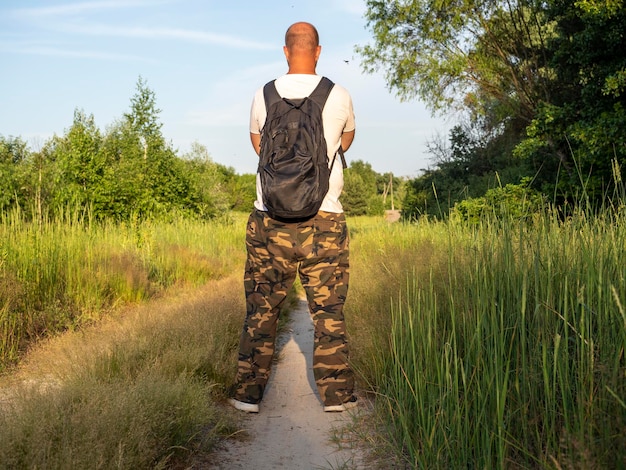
left=360, top=0, right=626, bottom=206
left=359, top=0, right=556, bottom=216
left=96, top=120, right=146, bottom=219
left=0, top=136, right=30, bottom=211
left=1, top=76, right=298, bottom=221
left=358, top=0, right=554, bottom=130
left=93, top=76, right=198, bottom=220
left=221, top=170, right=256, bottom=212
left=180, top=142, right=232, bottom=217
left=342, top=171, right=369, bottom=215
left=124, top=76, right=163, bottom=141
left=402, top=123, right=528, bottom=219
left=345, top=160, right=390, bottom=215
left=122, top=76, right=173, bottom=218
left=515, top=1, right=626, bottom=203
left=348, top=160, right=378, bottom=194
left=43, top=110, right=104, bottom=212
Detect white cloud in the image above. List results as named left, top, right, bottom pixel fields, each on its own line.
left=1, top=41, right=157, bottom=62
left=12, top=0, right=160, bottom=18
left=56, top=23, right=275, bottom=50
left=11, top=1, right=274, bottom=51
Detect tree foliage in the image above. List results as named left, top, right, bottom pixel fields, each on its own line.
left=1, top=78, right=253, bottom=221
left=360, top=0, right=626, bottom=213
left=358, top=0, right=554, bottom=130
left=452, top=177, right=546, bottom=222
left=2, top=77, right=401, bottom=222
left=402, top=123, right=529, bottom=219
left=515, top=1, right=626, bottom=201
left=342, top=170, right=369, bottom=216
left=342, top=159, right=405, bottom=216
left=0, top=136, right=29, bottom=212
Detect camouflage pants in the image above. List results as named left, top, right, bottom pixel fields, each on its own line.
left=233, top=209, right=353, bottom=407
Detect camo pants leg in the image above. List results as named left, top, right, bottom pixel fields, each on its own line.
left=233, top=210, right=298, bottom=404
left=298, top=212, right=353, bottom=406
left=233, top=210, right=353, bottom=406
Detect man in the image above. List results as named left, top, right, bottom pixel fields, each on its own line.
left=229, top=22, right=356, bottom=413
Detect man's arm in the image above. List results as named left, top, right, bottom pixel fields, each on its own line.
left=341, top=130, right=355, bottom=152
left=250, top=132, right=261, bottom=156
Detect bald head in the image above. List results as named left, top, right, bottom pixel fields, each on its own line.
left=283, top=22, right=321, bottom=74
left=285, top=22, right=319, bottom=53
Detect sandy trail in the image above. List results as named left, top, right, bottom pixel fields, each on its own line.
left=211, top=297, right=365, bottom=469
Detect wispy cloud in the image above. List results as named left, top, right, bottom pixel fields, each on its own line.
left=12, top=0, right=158, bottom=18
left=0, top=40, right=157, bottom=63
left=11, top=1, right=274, bottom=51
left=58, top=23, right=275, bottom=50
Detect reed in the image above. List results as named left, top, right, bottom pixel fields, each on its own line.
left=347, top=209, right=626, bottom=468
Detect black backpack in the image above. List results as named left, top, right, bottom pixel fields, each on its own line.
left=258, top=77, right=345, bottom=221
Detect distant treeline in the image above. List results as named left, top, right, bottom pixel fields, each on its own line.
left=1, top=78, right=255, bottom=222
left=1, top=77, right=403, bottom=222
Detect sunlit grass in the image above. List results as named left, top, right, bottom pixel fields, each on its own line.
left=347, top=210, right=626, bottom=468
left=0, top=209, right=303, bottom=468
left=1, top=209, right=624, bottom=467
left=0, top=274, right=245, bottom=468
left=0, top=210, right=246, bottom=368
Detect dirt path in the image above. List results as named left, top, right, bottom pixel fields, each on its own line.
left=211, top=297, right=365, bottom=469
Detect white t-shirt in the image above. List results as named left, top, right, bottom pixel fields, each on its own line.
left=249, top=74, right=356, bottom=214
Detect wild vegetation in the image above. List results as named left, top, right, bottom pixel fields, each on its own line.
left=1, top=208, right=624, bottom=468
left=0, top=78, right=253, bottom=222
left=0, top=210, right=244, bottom=368
left=0, top=272, right=247, bottom=468
left=0, top=78, right=398, bottom=224
left=348, top=208, right=626, bottom=468
left=0, top=210, right=247, bottom=467
left=359, top=0, right=626, bottom=218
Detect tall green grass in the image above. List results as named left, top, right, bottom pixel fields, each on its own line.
left=347, top=210, right=626, bottom=468
left=0, top=209, right=246, bottom=369
left=3, top=208, right=625, bottom=467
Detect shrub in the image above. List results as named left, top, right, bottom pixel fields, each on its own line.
left=452, top=177, right=545, bottom=222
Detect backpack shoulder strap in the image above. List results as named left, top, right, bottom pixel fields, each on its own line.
left=338, top=146, right=347, bottom=169
left=308, top=77, right=335, bottom=110
left=263, top=77, right=334, bottom=110
left=310, top=77, right=347, bottom=170
left=262, top=80, right=282, bottom=110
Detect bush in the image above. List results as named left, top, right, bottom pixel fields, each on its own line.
left=452, top=178, right=546, bottom=223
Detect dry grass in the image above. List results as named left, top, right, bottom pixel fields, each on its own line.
left=0, top=274, right=246, bottom=469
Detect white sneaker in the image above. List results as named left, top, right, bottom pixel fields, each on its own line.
left=323, top=396, right=358, bottom=412
left=228, top=398, right=259, bottom=413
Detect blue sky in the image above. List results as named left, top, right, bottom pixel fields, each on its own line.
left=0, top=0, right=450, bottom=177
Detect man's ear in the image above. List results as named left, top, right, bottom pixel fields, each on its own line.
left=283, top=45, right=290, bottom=63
